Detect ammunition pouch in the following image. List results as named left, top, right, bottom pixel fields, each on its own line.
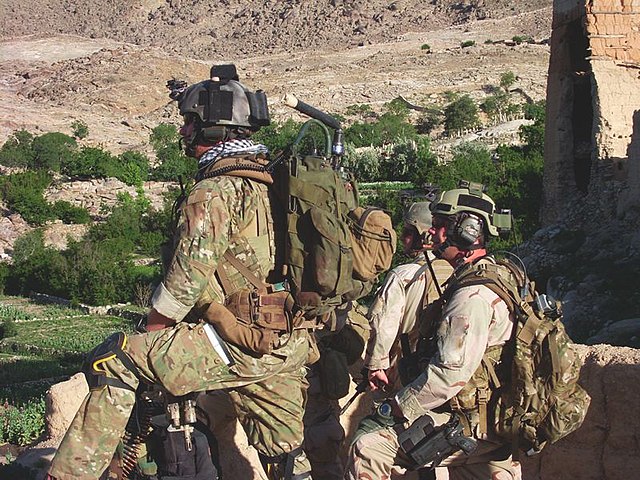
left=204, top=289, right=312, bottom=356
left=398, top=414, right=478, bottom=469
left=83, top=332, right=141, bottom=392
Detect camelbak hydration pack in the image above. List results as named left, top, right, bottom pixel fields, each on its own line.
left=444, top=256, right=590, bottom=457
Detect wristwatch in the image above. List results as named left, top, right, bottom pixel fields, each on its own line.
left=377, top=400, right=394, bottom=419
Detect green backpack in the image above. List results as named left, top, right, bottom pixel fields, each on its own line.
left=446, top=256, right=591, bottom=457
left=272, top=119, right=397, bottom=324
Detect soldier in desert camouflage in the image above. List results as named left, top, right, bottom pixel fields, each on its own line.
left=346, top=183, right=522, bottom=480
left=47, top=65, right=315, bottom=480
left=365, top=201, right=453, bottom=395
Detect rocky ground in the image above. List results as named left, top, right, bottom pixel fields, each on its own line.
left=0, top=0, right=553, bottom=177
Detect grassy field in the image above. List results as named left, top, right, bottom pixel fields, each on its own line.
left=0, top=295, right=137, bottom=447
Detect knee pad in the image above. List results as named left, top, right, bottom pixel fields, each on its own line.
left=83, top=332, right=141, bottom=391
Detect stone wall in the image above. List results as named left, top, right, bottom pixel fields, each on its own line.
left=542, top=0, right=640, bottom=226
left=19, top=345, right=640, bottom=480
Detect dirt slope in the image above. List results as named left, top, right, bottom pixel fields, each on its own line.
left=0, top=7, right=552, bottom=153
left=1, top=1, right=552, bottom=59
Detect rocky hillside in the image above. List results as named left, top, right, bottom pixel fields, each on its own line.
left=1, top=1, right=552, bottom=58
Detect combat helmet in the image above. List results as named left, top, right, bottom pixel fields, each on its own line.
left=430, top=180, right=511, bottom=242
left=173, top=64, right=270, bottom=132
left=403, top=202, right=433, bottom=237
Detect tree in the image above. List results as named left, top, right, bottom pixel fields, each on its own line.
left=416, top=107, right=444, bottom=135
left=31, top=132, right=77, bottom=172
left=252, top=118, right=303, bottom=153
left=0, top=130, right=34, bottom=167
left=444, top=95, right=480, bottom=134
left=499, top=71, right=516, bottom=92
left=0, top=171, right=54, bottom=225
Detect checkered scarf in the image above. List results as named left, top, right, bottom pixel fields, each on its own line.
left=198, top=138, right=270, bottom=171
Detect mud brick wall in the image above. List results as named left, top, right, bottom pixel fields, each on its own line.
left=542, top=0, right=640, bottom=225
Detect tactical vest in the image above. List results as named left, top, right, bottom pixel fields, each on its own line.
left=439, top=256, right=590, bottom=457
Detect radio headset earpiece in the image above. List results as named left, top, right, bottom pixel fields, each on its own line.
left=452, top=213, right=483, bottom=248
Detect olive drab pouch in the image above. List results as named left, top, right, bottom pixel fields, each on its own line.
left=443, top=258, right=591, bottom=458
left=348, top=206, right=397, bottom=282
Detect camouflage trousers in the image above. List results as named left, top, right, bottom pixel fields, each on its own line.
left=49, top=321, right=313, bottom=480
left=197, top=361, right=346, bottom=480
left=346, top=411, right=522, bottom=480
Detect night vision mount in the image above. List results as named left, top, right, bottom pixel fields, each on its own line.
left=431, top=179, right=512, bottom=238
left=168, top=64, right=270, bottom=131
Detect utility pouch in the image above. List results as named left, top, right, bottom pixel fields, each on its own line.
left=225, top=289, right=293, bottom=331
left=318, top=347, right=350, bottom=400
left=149, top=415, right=218, bottom=480
left=203, top=301, right=279, bottom=355
left=398, top=414, right=478, bottom=468
left=348, top=206, right=397, bottom=281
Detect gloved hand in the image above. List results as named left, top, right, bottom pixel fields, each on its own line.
left=351, top=400, right=401, bottom=446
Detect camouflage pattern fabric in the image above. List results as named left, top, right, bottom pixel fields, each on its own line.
left=50, top=168, right=313, bottom=479
left=346, top=257, right=518, bottom=478
left=49, top=322, right=313, bottom=480
left=346, top=414, right=522, bottom=480
left=364, top=253, right=452, bottom=385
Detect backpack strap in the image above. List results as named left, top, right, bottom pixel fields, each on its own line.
left=222, top=250, right=270, bottom=292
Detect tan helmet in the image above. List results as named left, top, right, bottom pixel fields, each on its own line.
left=403, top=202, right=432, bottom=237
left=430, top=180, right=511, bottom=239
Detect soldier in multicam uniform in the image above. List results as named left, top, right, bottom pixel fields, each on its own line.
left=47, top=65, right=315, bottom=480
left=346, top=183, right=522, bottom=480
left=365, top=202, right=453, bottom=395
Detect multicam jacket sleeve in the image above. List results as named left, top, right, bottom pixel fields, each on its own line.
left=151, top=176, right=259, bottom=321
left=395, top=281, right=513, bottom=422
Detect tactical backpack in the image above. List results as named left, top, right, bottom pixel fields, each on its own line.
left=271, top=117, right=397, bottom=324
left=444, top=256, right=591, bottom=457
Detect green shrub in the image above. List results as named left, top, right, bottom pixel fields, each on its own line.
left=150, top=122, right=180, bottom=151
left=460, top=40, right=476, bottom=48
left=382, top=137, right=437, bottom=185
left=0, top=130, right=34, bottom=167
left=51, top=200, right=91, bottom=224
left=0, top=171, right=55, bottom=225
left=444, top=95, right=480, bottom=134
left=345, top=104, right=375, bottom=118
left=31, top=132, right=77, bottom=171
left=342, top=145, right=382, bottom=182
left=252, top=118, right=304, bottom=153
left=117, top=150, right=150, bottom=186
left=499, top=71, right=516, bottom=91
left=420, top=43, right=431, bottom=51
left=0, top=318, right=18, bottom=339
left=71, top=119, right=89, bottom=139
left=345, top=112, right=416, bottom=148
left=0, top=262, right=9, bottom=294
left=0, top=397, right=46, bottom=445
left=416, top=107, right=444, bottom=134
left=512, top=35, right=533, bottom=45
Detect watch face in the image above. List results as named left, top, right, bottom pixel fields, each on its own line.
left=378, top=402, right=392, bottom=417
